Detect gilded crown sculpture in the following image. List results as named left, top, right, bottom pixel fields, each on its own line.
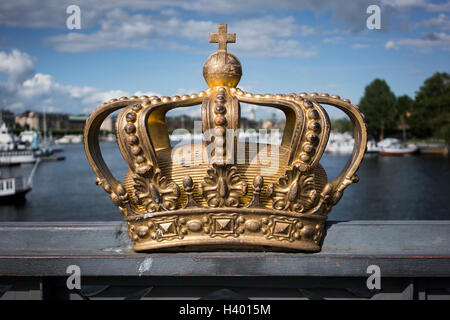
left=84, top=24, right=367, bottom=252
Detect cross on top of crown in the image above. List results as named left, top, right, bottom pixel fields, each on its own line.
left=209, top=24, right=236, bottom=53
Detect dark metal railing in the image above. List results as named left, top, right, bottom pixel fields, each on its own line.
left=0, top=221, right=449, bottom=299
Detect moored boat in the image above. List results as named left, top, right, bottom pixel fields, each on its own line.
left=366, top=139, right=380, bottom=153
left=0, top=150, right=36, bottom=165
left=0, top=176, right=31, bottom=203
left=0, top=123, right=37, bottom=165
left=325, top=132, right=354, bottom=154
left=0, top=158, right=41, bottom=203
left=378, top=138, right=418, bottom=156
left=55, top=135, right=83, bottom=144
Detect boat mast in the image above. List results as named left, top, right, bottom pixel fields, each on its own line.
left=43, top=106, right=47, bottom=143
left=401, top=114, right=407, bottom=143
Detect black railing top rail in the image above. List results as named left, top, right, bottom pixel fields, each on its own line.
left=0, top=220, right=449, bottom=278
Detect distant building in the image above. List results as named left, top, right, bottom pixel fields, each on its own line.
left=240, top=117, right=259, bottom=130
left=100, top=116, right=114, bottom=132
left=15, top=111, right=69, bottom=131
left=15, top=112, right=115, bottom=133
left=68, top=115, right=89, bottom=131
left=68, top=115, right=115, bottom=132
left=0, top=110, right=15, bottom=128
left=166, top=115, right=201, bottom=131
left=249, top=106, right=255, bottom=121
left=262, top=120, right=273, bottom=130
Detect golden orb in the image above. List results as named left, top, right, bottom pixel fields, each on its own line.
left=203, top=52, right=242, bottom=88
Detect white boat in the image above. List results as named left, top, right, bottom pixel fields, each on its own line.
left=366, top=140, right=380, bottom=153
left=100, top=133, right=116, bottom=142
left=55, top=135, right=83, bottom=144
left=379, top=138, right=418, bottom=156
left=19, top=130, right=39, bottom=150
left=0, top=176, right=31, bottom=203
left=0, top=150, right=36, bottom=165
left=0, top=158, right=41, bottom=203
left=0, top=123, right=36, bottom=165
left=0, top=122, right=15, bottom=151
left=325, top=132, right=354, bottom=154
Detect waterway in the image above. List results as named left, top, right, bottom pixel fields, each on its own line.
left=0, top=142, right=448, bottom=221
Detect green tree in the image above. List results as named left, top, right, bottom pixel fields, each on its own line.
left=359, top=79, right=397, bottom=140
left=395, top=95, right=413, bottom=116
left=331, top=118, right=352, bottom=133
left=410, top=72, right=450, bottom=143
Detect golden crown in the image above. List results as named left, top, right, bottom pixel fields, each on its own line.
left=84, top=24, right=367, bottom=252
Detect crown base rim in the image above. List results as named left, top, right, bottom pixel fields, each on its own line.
left=128, top=210, right=326, bottom=252
left=133, top=238, right=321, bottom=252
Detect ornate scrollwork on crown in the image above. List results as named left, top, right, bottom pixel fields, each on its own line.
left=267, top=163, right=319, bottom=213
left=132, top=167, right=180, bottom=213
left=198, top=163, right=248, bottom=208
left=94, top=177, right=129, bottom=215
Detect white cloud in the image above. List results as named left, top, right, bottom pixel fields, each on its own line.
left=385, top=32, right=450, bottom=52
left=0, top=49, right=160, bottom=114
left=351, top=43, right=372, bottom=49
left=0, top=0, right=407, bottom=41
left=8, top=0, right=441, bottom=58
left=21, top=73, right=54, bottom=97
left=323, top=37, right=345, bottom=45
left=382, top=0, right=450, bottom=11
left=229, top=16, right=319, bottom=57
left=174, top=88, right=200, bottom=96
left=45, top=12, right=319, bottom=58
left=234, top=37, right=318, bottom=58
left=385, top=40, right=398, bottom=49
left=420, top=13, right=450, bottom=30
left=44, top=9, right=214, bottom=53
left=233, top=16, right=311, bottom=38
left=382, top=0, right=428, bottom=8
left=0, top=0, right=387, bottom=30
left=0, top=49, right=35, bottom=85
left=134, top=90, right=161, bottom=98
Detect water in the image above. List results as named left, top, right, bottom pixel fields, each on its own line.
left=0, top=142, right=448, bottom=221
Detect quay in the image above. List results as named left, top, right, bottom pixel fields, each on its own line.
left=0, top=220, right=449, bottom=300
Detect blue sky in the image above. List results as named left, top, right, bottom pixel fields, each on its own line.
left=0, top=0, right=449, bottom=119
